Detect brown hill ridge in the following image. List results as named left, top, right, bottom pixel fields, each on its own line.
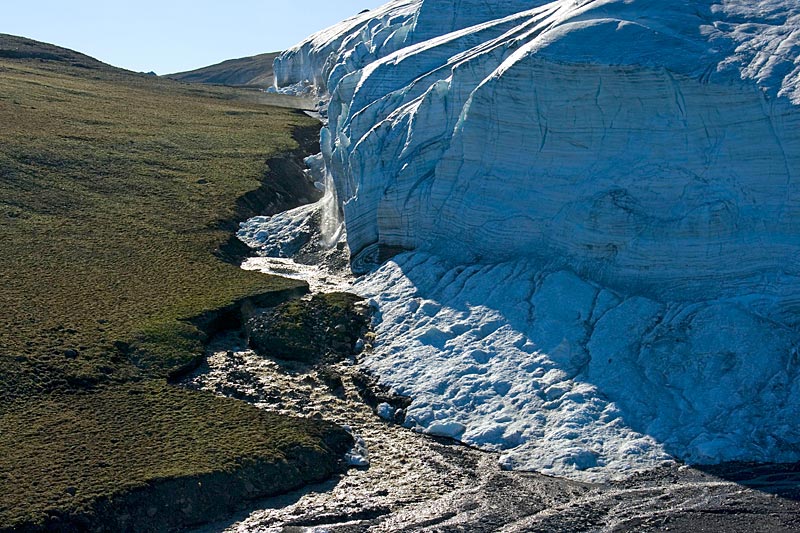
left=0, top=33, right=113, bottom=69
left=167, top=52, right=280, bottom=88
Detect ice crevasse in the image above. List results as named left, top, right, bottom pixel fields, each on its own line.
left=269, top=0, right=800, bottom=480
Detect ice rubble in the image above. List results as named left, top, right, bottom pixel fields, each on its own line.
left=259, top=0, right=800, bottom=480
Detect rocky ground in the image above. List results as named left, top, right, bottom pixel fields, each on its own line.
left=183, top=331, right=800, bottom=533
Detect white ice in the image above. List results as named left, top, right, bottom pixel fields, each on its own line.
left=256, top=0, right=800, bottom=480
left=353, top=254, right=800, bottom=480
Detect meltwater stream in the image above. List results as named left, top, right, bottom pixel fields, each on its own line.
left=237, top=152, right=350, bottom=294
left=185, top=190, right=800, bottom=532
left=240, top=166, right=674, bottom=482
left=181, top=0, right=800, bottom=525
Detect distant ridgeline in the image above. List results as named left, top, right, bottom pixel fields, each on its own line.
left=167, top=52, right=280, bottom=88
left=0, top=33, right=108, bottom=68
left=269, top=0, right=800, bottom=479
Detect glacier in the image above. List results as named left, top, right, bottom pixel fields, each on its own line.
left=261, top=0, right=800, bottom=480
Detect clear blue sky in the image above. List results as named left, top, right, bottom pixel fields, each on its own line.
left=2, top=1, right=388, bottom=74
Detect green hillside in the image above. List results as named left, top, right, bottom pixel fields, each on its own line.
left=0, top=34, right=346, bottom=531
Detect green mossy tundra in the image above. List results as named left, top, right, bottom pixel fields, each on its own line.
left=0, top=34, right=349, bottom=531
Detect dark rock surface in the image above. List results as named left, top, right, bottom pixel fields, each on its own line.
left=247, top=292, right=370, bottom=364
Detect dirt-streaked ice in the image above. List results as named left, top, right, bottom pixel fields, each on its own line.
left=258, top=0, right=800, bottom=480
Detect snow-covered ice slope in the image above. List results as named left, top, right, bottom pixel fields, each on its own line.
left=270, top=0, right=800, bottom=479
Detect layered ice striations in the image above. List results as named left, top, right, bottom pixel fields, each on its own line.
left=276, top=0, right=800, bottom=302
left=268, top=0, right=800, bottom=479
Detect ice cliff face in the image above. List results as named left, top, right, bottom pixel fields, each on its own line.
left=270, top=0, right=800, bottom=479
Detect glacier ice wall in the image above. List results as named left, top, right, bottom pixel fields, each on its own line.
left=272, top=0, right=800, bottom=479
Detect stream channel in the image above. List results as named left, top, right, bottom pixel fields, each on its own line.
left=184, top=150, right=800, bottom=533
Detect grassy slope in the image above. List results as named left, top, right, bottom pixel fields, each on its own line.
left=167, top=52, right=280, bottom=88
left=0, top=35, right=346, bottom=529
left=0, top=383, right=350, bottom=531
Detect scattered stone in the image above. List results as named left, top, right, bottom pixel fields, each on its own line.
left=353, top=338, right=365, bottom=354
left=352, top=372, right=412, bottom=413
left=318, top=368, right=345, bottom=397
left=344, top=433, right=370, bottom=468
left=376, top=403, right=395, bottom=421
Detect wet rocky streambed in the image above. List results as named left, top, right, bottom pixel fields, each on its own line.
left=182, top=292, right=800, bottom=532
